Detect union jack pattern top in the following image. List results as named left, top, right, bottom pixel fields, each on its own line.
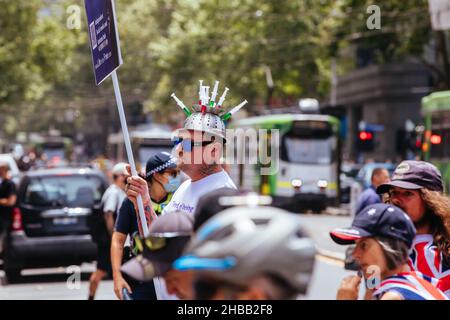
left=373, top=271, right=448, bottom=300
left=408, top=234, right=450, bottom=298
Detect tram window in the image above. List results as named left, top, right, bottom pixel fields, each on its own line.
left=282, top=136, right=332, bottom=164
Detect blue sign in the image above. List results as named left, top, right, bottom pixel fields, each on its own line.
left=359, top=121, right=384, bottom=132
left=84, top=0, right=123, bottom=85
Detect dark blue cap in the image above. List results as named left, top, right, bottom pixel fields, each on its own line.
left=377, top=160, right=443, bottom=194
left=330, top=203, right=416, bottom=248
left=145, top=151, right=177, bottom=178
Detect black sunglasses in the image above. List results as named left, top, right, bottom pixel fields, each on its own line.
left=172, top=137, right=215, bottom=152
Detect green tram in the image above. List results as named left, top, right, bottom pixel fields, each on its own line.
left=228, top=114, right=341, bottom=213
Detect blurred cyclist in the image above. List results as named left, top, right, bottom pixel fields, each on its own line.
left=173, top=206, right=316, bottom=300
left=120, top=211, right=195, bottom=299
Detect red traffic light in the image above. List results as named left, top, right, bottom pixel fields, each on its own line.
left=359, top=131, right=373, bottom=140
left=430, top=134, right=442, bottom=145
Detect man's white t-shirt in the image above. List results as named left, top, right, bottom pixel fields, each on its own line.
left=162, top=169, right=237, bottom=216
left=155, top=169, right=237, bottom=300
left=102, top=184, right=126, bottom=215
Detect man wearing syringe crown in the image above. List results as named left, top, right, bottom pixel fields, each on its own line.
left=125, top=80, right=246, bottom=299
left=166, top=80, right=247, bottom=213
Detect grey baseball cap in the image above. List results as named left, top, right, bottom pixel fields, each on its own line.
left=120, top=211, right=193, bottom=281
left=377, top=160, right=444, bottom=194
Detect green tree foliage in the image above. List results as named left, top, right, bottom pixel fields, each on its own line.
left=0, top=0, right=84, bottom=136
left=148, top=0, right=338, bottom=115
left=4, top=0, right=443, bottom=140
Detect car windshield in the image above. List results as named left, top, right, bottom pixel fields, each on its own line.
left=24, top=175, right=104, bottom=207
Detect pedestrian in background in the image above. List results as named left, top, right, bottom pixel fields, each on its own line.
left=88, top=162, right=128, bottom=300
left=355, top=167, right=390, bottom=214
left=0, top=161, right=16, bottom=248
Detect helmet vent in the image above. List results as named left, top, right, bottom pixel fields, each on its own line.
left=251, top=218, right=270, bottom=226
left=208, top=225, right=235, bottom=241
left=295, top=229, right=308, bottom=239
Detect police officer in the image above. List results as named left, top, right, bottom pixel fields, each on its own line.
left=111, top=152, right=181, bottom=300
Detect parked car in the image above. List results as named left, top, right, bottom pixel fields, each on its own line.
left=355, top=162, right=397, bottom=189
left=0, top=153, right=21, bottom=186
left=1, top=167, right=109, bottom=283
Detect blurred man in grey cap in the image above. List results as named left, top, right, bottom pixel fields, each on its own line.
left=121, top=211, right=195, bottom=299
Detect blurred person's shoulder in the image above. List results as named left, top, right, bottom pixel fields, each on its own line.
left=102, top=183, right=120, bottom=201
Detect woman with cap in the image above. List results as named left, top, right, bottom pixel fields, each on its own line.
left=111, top=152, right=181, bottom=300
left=376, top=160, right=450, bottom=297
left=331, top=203, right=447, bottom=300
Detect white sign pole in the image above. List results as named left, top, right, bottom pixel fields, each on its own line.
left=111, top=70, right=150, bottom=237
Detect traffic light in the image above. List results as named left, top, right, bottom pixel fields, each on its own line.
left=430, top=134, right=442, bottom=145
left=357, top=130, right=375, bottom=151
